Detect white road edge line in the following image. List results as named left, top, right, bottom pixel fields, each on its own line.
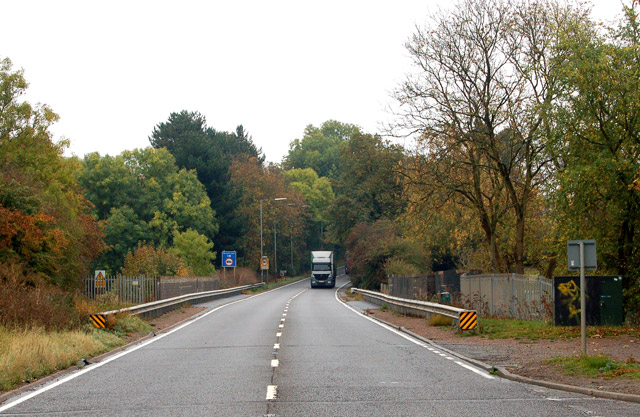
left=0, top=279, right=304, bottom=413
left=266, top=385, right=278, bottom=400
left=334, top=282, right=495, bottom=381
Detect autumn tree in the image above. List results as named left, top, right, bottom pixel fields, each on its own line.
left=230, top=158, right=308, bottom=275
left=327, top=132, right=406, bottom=246
left=393, top=0, right=588, bottom=273
left=0, top=57, right=104, bottom=288
left=548, top=3, right=640, bottom=313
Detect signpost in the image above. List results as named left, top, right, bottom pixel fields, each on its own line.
left=260, top=256, right=269, bottom=270
left=94, top=270, right=106, bottom=289
left=222, top=251, right=237, bottom=281
left=221, top=251, right=237, bottom=268
left=567, top=240, right=597, bottom=355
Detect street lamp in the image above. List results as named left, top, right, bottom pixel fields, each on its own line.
left=287, top=203, right=309, bottom=278
left=260, top=197, right=287, bottom=283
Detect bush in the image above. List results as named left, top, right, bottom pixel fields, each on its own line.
left=0, top=260, right=82, bottom=330
left=219, top=267, right=258, bottom=288
left=121, top=244, right=187, bottom=277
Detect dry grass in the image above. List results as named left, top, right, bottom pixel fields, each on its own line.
left=0, top=326, right=124, bottom=391
left=428, top=314, right=454, bottom=327
left=218, top=267, right=259, bottom=288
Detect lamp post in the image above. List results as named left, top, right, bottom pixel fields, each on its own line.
left=286, top=203, right=309, bottom=278
left=260, top=197, right=286, bottom=283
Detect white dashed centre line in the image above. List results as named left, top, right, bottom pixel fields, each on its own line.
left=266, top=385, right=277, bottom=400
left=271, top=359, right=279, bottom=367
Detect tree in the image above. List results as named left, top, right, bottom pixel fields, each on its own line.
left=0, top=57, right=104, bottom=287
left=171, top=229, right=215, bottom=276
left=230, top=158, right=308, bottom=274
left=327, top=133, right=406, bottom=245
left=549, top=3, right=640, bottom=305
left=78, top=148, right=217, bottom=272
left=283, top=120, right=361, bottom=180
left=392, top=0, right=588, bottom=273
left=149, top=110, right=263, bottom=252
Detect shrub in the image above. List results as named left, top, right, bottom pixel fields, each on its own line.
left=121, top=244, right=186, bottom=277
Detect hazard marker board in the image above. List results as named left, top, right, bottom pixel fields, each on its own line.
left=89, top=314, right=106, bottom=329
left=459, top=311, right=477, bottom=330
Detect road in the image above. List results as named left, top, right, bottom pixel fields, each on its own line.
left=1, top=273, right=639, bottom=416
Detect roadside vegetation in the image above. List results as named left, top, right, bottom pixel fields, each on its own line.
left=0, top=314, right=150, bottom=392
left=547, top=355, right=640, bottom=380
left=455, top=318, right=640, bottom=341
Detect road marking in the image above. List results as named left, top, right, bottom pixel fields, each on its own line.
left=266, top=385, right=277, bottom=400
left=454, top=361, right=494, bottom=380
left=279, top=324, right=284, bottom=328
left=335, top=282, right=495, bottom=381
left=274, top=343, right=280, bottom=349
left=0, top=279, right=304, bottom=413
left=271, top=359, right=279, bottom=367
left=283, top=313, right=287, bottom=316
left=276, top=332, right=282, bottom=337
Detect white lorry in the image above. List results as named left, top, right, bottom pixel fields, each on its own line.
left=310, top=251, right=335, bottom=288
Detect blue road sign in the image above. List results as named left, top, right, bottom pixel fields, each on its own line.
left=222, top=251, right=237, bottom=268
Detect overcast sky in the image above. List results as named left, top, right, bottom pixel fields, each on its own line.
left=3, top=0, right=624, bottom=163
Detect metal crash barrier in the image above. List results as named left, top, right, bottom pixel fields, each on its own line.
left=351, top=288, right=477, bottom=330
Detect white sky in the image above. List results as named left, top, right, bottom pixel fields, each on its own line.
left=2, top=0, right=625, bottom=163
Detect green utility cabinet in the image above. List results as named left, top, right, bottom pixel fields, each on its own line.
left=553, top=276, right=623, bottom=326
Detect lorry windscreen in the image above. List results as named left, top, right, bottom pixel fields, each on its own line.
left=313, top=263, right=331, bottom=271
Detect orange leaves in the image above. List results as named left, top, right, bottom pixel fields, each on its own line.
left=0, top=206, right=55, bottom=256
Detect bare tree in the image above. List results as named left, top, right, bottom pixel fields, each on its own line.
left=393, top=0, right=588, bottom=273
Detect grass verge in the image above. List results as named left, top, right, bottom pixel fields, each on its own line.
left=458, top=318, right=640, bottom=341
left=0, top=314, right=152, bottom=392
left=547, top=355, right=640, bottom=379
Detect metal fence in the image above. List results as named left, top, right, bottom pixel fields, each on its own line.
left=84, top=275, right=157, bottom=304
left=84, top=275, right=222, bottom=304
left=460, top=273, right=553, bottom=320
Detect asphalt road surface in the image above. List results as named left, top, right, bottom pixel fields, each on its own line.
left=1, top=273, right=639, bottom=416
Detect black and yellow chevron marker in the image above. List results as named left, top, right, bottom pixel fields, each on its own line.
left=89, top=314, right=106, bottom=329
left=459, top=311, right=477, bottom=330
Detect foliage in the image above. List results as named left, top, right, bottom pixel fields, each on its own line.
left=346, top=220, right=428, bottom=290
left=548, top=4, right=640, bottom=289
left=284, top=168, right=334, bottom=225
left=0, top=260, right=83, bottom=330
left=78, top=148, right=217, bottom=273
left=230, top=159, right=308, bottom=274
left=170, top=229, right=215, bottom=276
left=150, top=111, right=263, bottom=253
left=392, top=0, right=589, bottom=274
left=327, top=133, right=406, bottom=246
left=0, top=57, right=104, bottom=287
left=121, top=244, right=187, bottom=277
left=283, top=120, right=361, bottom=180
